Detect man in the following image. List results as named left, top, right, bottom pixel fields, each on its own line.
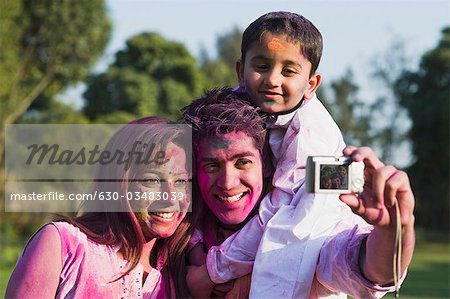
left=183, top=88, right=415, bottom=298
left=182, top=88, right=268, bottom=297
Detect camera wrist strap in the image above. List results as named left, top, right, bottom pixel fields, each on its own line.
left=393, top=202, right=402, bottom=297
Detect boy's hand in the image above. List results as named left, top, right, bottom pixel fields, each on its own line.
left=339, top=146, right=415, bottom=228
left=186, top=264, right=215, bottom=298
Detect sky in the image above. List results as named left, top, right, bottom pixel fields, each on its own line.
left=102, top=0, right=448, bottom=78
left=62, top=0, right=443, bottom=168
left=63, top=0, right=449, bottom=107
left=60, top=0, right=449, bottom=166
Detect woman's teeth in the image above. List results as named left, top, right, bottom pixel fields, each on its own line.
left=151, top=212, right=175, bottom=219
left=217, top=192, right=246, bottom=202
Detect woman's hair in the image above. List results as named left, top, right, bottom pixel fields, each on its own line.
left=57, top=116, right=194, bottom=298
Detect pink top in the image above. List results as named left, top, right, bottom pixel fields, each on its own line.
left=16, top=222, right=167, bottom=299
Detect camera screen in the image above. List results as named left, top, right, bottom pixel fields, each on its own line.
left=319, top=164, right=348, bottom=190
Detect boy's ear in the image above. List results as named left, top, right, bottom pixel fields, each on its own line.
left=304, top=73, right=322, bottom=100
left=236, top=59, right=245, bottom=88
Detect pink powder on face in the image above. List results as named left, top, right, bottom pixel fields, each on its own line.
left=196, top=132, right=264, bottom=226
left=164, top=146, right=180, bottom=161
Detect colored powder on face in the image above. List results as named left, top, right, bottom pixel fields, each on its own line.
left=211, top=139, right=231, bottom=150
left=267, top=38, right=286, bottom=51
left=161, top=148, right=176, bottom=170
left=137, top=208, right=148, bottom=221
left=165, top=147, right=179, bottom=160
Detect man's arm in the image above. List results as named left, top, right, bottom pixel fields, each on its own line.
left=340, top=146, right=415, bottom=284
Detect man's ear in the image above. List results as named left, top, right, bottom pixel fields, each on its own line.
left=236, top=59, right=245, bottom=88
left=304, top=73, right=322, bottom=100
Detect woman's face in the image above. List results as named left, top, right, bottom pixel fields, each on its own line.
left=321, top=177, right=332, bottom=189
left=130, top=142, right=191, bottom=240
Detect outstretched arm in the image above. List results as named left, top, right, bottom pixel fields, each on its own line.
left=339, top=146, right=415, bottom=285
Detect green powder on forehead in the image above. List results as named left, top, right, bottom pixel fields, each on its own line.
left=211, top=139, right=231, bottom=149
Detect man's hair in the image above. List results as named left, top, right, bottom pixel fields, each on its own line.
left=181, top=88, right=266, bottom=155
left=241, top=11, right=323, bottom=75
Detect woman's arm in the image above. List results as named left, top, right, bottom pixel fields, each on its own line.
left=6, top=224, right=62, bottom=298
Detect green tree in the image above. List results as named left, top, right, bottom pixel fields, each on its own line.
left=320, top=70, right=372, bottom=147
left=17, top=101, right=90, bottom=125
left=0, top=0, right=111, bottom=162
left=322, top=40, right=412, bottom=166
left=84, top=33, right=205, bottom=120
left=201, top=27, right=242, bottom=88
left=369, top=39, right=411, bottom=164
left=395, top=27, right=450, bottom=232
left=0, top=3, right=110, bottom=291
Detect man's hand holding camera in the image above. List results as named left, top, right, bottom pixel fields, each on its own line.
left=339, top=146, right=415, bottom=228
left=339, top=146, right=415, bottom=286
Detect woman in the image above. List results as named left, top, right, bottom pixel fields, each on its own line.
left=6, top=116, right=194, bottom=298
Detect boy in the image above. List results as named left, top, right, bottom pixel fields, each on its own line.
left=190, top=12, right=415, bottom=298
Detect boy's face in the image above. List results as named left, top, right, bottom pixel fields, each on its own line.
left=237, top=32, right=321, bottom=114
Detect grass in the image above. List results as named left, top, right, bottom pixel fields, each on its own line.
left=387, top=242, right=450, bottom=298
left=1, top=239, right=449, bottom=297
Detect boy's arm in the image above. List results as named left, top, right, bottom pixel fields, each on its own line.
left=206, top=213, right=264, bottom=283
left=339, top=146, right=415, bottom=284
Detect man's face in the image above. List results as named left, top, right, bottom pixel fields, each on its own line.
left=237, top=32, right=320, bottom=114
left=338, top=166, right=347, bottom=177
left=196, top=131, right=263, bottom=227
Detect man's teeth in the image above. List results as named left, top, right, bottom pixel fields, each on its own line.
left=217, top=192, right=245, bottom=202
left=151, top=212, right=175, bottom=219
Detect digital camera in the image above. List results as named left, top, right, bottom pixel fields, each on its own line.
left=306, top=156, right=364, bottom=194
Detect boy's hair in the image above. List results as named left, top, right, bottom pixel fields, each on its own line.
left=241, top=11, right=323, bottom=75
left=181, top=88, right=266, bottom=155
